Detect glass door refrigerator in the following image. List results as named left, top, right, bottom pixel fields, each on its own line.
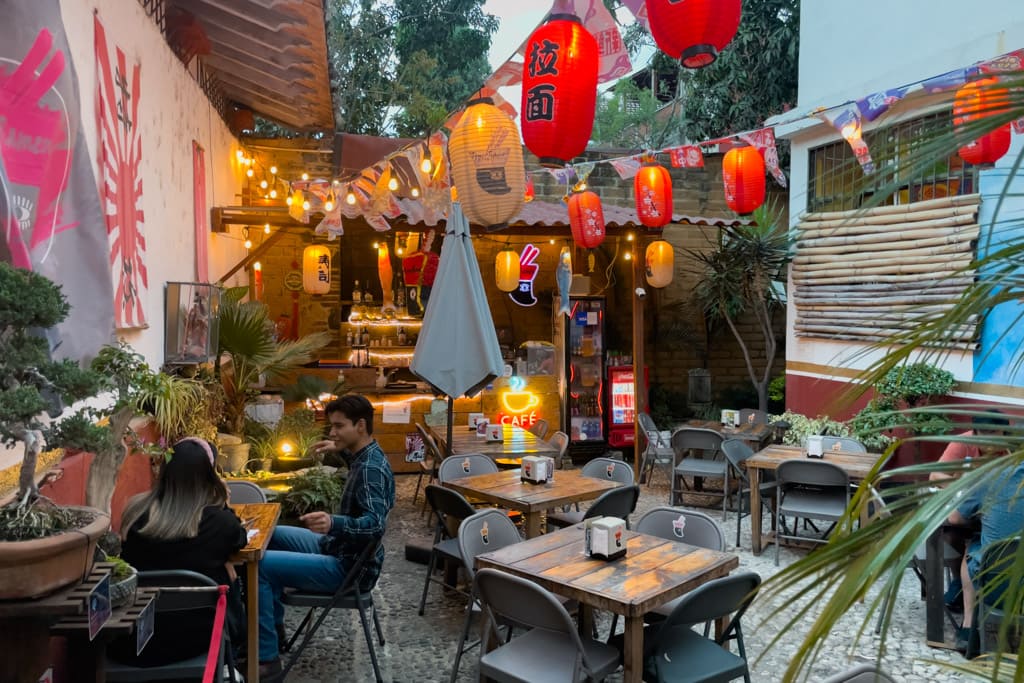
left=554, top=296, right=607, bottom=461
left=606, top=364, right=648, bottom=448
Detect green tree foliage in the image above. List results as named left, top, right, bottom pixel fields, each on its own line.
left=326, top=0, right=397, bottom=135
left=591, top=77, right=683, bottom=149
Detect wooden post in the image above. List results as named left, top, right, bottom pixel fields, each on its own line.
left=631, top=233, right=646, bottom=480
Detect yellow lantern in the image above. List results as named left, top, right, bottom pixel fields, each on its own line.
left=303, top=245, right=331, bottom=295
left=448, top=98, right=525, bottom=230
left=645, top=240, right=674, bottom=288
left=495, top=249, right=521, bottom=292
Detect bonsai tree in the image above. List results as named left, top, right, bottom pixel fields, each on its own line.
left=0, top=263, right=103, bottom=507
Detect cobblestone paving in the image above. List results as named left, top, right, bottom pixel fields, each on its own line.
left=279, top=471, right=971, bottom=683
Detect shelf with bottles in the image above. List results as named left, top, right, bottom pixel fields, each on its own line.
left=569, top=392, right=603, bottom=418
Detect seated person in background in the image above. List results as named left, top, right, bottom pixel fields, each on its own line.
left=255, top=394, right=395, bottom=679
left=947, top=459, right=1024, bottom=657
left=113, top=437, right=247, bottom=666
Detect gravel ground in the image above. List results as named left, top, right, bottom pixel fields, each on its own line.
left=276, top=469, right=975, bottom=683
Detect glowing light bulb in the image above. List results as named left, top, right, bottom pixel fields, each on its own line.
left=302, top=200, right=310, bottom=211
left=346, top=191, right=357, bottom=205
left=410, top=187, right=420, bottom=198
left=246, top=168, right=254, bottom=178
left=264, top=223, right=271, bottom=234
left=324, top=200, right=334, bottom=211
left=396, top=247, right=404, bottom=255
left=332, top=179, right=340, bottom=186
left=246, top=158, right=253, bottom=166
left=372, top=241, right=380, bottom=249
left=626, top=232, right=634, bottom=242
left=269, top=189, right=278, bottom=199
left=279, top=442, right=294, bottom=455
left=269, top=166, right=278, bottom=175
left=259, top=179, right=268, bottom=189
left=253, top=261, right=262, bottom=271
left=421, top=158, right=432, bottom=174
left=235, top=149, right=244, bottom=161
left=388, top=177, right=398, bottom=192
left=301, top=172, right=309, bottom=181
left=286, top=195, right=293, bottom=206
left=623, top=251, right=632, bottom=260
left=244, top=238, right=253, bottom=249
left=549, top=239, right=556, bottom=245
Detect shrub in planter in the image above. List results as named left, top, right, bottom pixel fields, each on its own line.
left=279, top=467, right=345, bottom=522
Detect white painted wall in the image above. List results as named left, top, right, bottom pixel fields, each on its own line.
left=58, top=0, right=249, bottom=367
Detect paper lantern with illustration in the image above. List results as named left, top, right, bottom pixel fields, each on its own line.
left=646, top=0, right=741, bottom=68
left=302, top=245, right=331, bottom=295
left=634, top=163, right=673, bottom=230
left=954, top=78, right=1012, bottom=165
left=722, top=146, right=766, bottom=215
left=495, top=249, right=521, bottom=292
left=521, top=13, right=598, bottom=167
left=448, top=98, right=525, bottom=230
left=568, top=190, right=606, bottom=249
left=645, top=240, right=674, bottom=288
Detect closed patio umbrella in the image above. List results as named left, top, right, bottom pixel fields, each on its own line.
left=411, top=202, right=504, bottom=448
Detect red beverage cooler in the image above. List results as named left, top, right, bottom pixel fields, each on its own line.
left=607, top=365, right=647, bottom=447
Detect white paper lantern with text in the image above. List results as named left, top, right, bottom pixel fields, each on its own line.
left=303, top=245, right=331, bottom=294
left=645, top=240, right=674, bottom=288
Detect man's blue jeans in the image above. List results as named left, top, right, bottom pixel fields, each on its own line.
left=257, top=525, right=346, bottom=661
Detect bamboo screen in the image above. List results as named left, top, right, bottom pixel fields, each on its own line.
left=792, top=194, right=981, bottom=349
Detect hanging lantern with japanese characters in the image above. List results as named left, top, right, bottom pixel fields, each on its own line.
left=646, top=0, right=741, bottom=69
left=495, top=249, right=521, bottom=292
left=954, top=78, right=1012, bottom=165
left=645, top=240, right=674, bottom=288
left=722, top=146, right=766, bottom=215
left=448, top=98, right=525, bottom=230
left=302, top=245, right=331, bottom=295
left=520, top=12, right=598, bottom=167
left=568, top=190, right=606, bottom=249
left=634, top=163, right=673, bottom=230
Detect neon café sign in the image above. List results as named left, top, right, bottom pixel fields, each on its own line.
left=497, top=375, right=541, bottom=427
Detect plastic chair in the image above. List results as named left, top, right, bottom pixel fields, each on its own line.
left=642, top=572, right=761, bottom=683
left=413, top=424, right=441, bottom=505
left=546, top=458, right=635, bottom=527
left=775, top=460, right=850, bottom=566
left=280, top=538, right=385, bottom=682
left=738, top=408, right=768, bottom=425
left=976, top=537, right=1024, bottom=654
left=438, top=453, right=498, bottom=483
left=226, top=480, right=267, bottom=504
left=819, top=663, right=897, bottom=683
left=548, top=430, right=569, bottom=469
left=721, top=439, right=778, bottom=548
left=670, top=427, right=727, bottom=515
left=419, top=485, right=477, bottom=615
left=529, top=418, right=550, bottom=440
left=547, top=485, right=639, bottom=531
left=639, top=413, right=674, bottom=487
left=105, top=570, right=233, bottom=682
left=820, top=436, right=868, bottom=453
left=473, top=568, right=621, bottom=683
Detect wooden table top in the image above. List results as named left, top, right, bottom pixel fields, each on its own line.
left=230, top=502, right=281, bottom=562
left=747, top=444, right=881, bottom=479
left=429, top=424, right=559, bottom=457
left=476, top=525, right=739, bottom=618
left=442, top=468, right=622, bottom=513
left=680, top=419, right=774, bottom=444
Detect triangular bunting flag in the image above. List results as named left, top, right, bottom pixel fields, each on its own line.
left=737, top=128, right=787, bottom=187
left=668, top=145, right=704, bottom=168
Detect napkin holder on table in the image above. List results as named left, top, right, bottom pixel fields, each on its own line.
left=589, top=516, right=627, bottom=561
left=806, top=435, right=824, bottom=458
left=521, top=455, right=552, bottom=484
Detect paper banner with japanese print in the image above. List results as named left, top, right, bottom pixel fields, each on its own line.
left=573, top=0, right=632, bottom=82
left=668, top=145, right=704, bottom=168
left=921, top=67, right=976, bottom=93
left=365, top=213, right=391, bottom=232
left=314, top=207, right=343, bottom=239
left=547, top=166, right=576, bottom=184
left=617, top=0, right=650, bottom=30
left=819, top=105, right=875, bottom=174
left=371, top=164, right=402, bottom=218
left=610, top=156, right=641, bottom=179
left=856, top=86, right=912, bottom=122
left=737, top=128, right=788, bottom=187
left=486, top=59, right=522, bottom=89
left=980, top=48, right=1024, bottom=74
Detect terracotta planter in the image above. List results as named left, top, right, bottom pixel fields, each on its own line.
left=0, top=506, right=110, bottom=599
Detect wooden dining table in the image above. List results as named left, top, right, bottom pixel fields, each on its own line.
left=428, top=423, right=559, bottom=458
left=441, top=468, right=622, bottom=538
left=680, top=419, right=775, bottom=449
left=744, top=445, right=881, bottom=555
left=476, top=524, right=739, bottom=683
left=230, top=502, right=280, bottom=683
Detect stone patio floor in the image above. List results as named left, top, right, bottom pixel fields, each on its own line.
left=278, top=468, right=973, bottom=683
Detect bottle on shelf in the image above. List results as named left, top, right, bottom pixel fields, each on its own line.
left=398, top=326, right=407, bottom=345
left=352, top=280, right=362, bottom=304
left=345, top=329, right=353, bottom=346
left=363, top=282, right=374, bottom=304
left=361, top=326, right=370, bottom=345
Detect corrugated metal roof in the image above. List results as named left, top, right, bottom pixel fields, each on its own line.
left=171, top=0, right=334, bottom=131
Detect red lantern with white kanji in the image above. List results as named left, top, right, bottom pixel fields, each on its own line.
left=568, top=190, right=606, bottom=249
left=954, top=78, right=1012, bottom=165
left=646, top=0, right=741, bottom=69
left=634, top=163, right=672, bottom=230
left=722, top=146, right=766, bottom=215
left=521, top=13, right=598, bottom=167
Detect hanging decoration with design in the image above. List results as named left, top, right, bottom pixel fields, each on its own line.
left=954, top=78, right=1011, bottom=165
left=722, top=146, right=766, bottom=215
left=645, top=240, right=674, bottom=288
left=634, top=162, right=672, bottom=230
left=568, top=190, right=606, bottom=249
left=495, top=249, right=521, bottom=292
left=302, top=245, right=331, bottom=295
left=645, top=0, right=741, bottom=69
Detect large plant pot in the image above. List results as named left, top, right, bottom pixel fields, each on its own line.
left=217, top=434, right=251, bottom=473
left=0, top=506, right=110, bottom=600
left=272, top=454, right=315, bottom=473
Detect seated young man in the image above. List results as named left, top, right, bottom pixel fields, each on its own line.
left=256, top=394, right=395, bottom=677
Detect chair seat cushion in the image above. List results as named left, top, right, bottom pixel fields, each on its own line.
left=674, top=458, right=728, bottom=478
left=779, top=490, right=847, bottom=520
left=649, top=628, right=748, bottom=683
left=547, top=510, right=585, bottom=528
left=433, top=536, right=463, bottom=561
left=480, top=627, right=620, bottom=683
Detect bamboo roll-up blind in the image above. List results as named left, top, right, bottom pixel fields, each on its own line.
left=792, top=194, right=981, bottom=346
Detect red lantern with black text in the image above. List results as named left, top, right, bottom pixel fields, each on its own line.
left=521, top=13, right=598, bottom=167
left=954, top=78, right=1011, bottom=165
left=646, top=0, right=741, bottom=69
left=634, top=164, right=672, bottom=230
left=722, top=146, right=765, bottom=215
left=568, top=190, right=606, bottom=249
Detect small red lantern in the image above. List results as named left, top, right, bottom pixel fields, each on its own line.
left=521, top=13, right=598, bottom=167
left=568, top=190, right=606, bottom=249
left=634, top=163, right=673, bottom=230
left=954, top=78, right=1011, bottom=165
left=645, top=0, right=742, bottom=69
left=722, top=146, right=766, bottom=215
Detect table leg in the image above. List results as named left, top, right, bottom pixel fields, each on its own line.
left=749, top=467, right=763, bottom=555
left=925, top=528, right=946, bottom=646
left=577, top=604, right=594, bottom=640
left=622, top=615, right=644, bottom=683
left=247, top=559, right=260, bottom=683
left=524, top=511, right=542, bottom=539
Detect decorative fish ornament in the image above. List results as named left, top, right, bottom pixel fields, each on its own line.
left=557, top=247, right=572, bottom=316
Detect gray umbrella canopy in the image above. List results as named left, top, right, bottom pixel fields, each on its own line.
left=411, top=202, right=503, bottom=400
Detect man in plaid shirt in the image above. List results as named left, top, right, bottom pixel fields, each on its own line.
left=255, top=394, right=395, bottom=677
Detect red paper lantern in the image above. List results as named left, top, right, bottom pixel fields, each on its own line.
left=954, top=78, right=1012, bottom=165
left=568, top=190, right=606, bottom=249
left=722, top=146, right=766, bottom=215
left=634, top=163, right=673, bottom=230
left=521, top=13, right=598, bottom=167
left=646, top=0, right=742, bottom=69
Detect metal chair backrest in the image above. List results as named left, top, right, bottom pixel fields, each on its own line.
left=777, top=460, right=850, bottom=489
left=636, top=506, right=725, bottom=551
left=136, top=570, right=221, bottom=613
left=582, top=485, right=640, bottom=522
left=821, top=436, right=868, bottom=453
left=977, top=536, right=1022, bottom=608
left=226, top=480, right=267, bottom=504
left=721, top=439, right=755, bottom=483
left=528, top=418, right=550, bottom=440
left=437, top=453, right=498, bottom=483
left=671, top=427, right=724, bottom=457
left=658, top=571, right=762, bottom=642
left=424, top=484, right=478, bottom=532
left=738, top=409, right=768, bottom=425
left=548, top=431, right=569, bottom=459
left=581, top=457, right=634, bottom=484
left=457, top=509, right=521, bottom=579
